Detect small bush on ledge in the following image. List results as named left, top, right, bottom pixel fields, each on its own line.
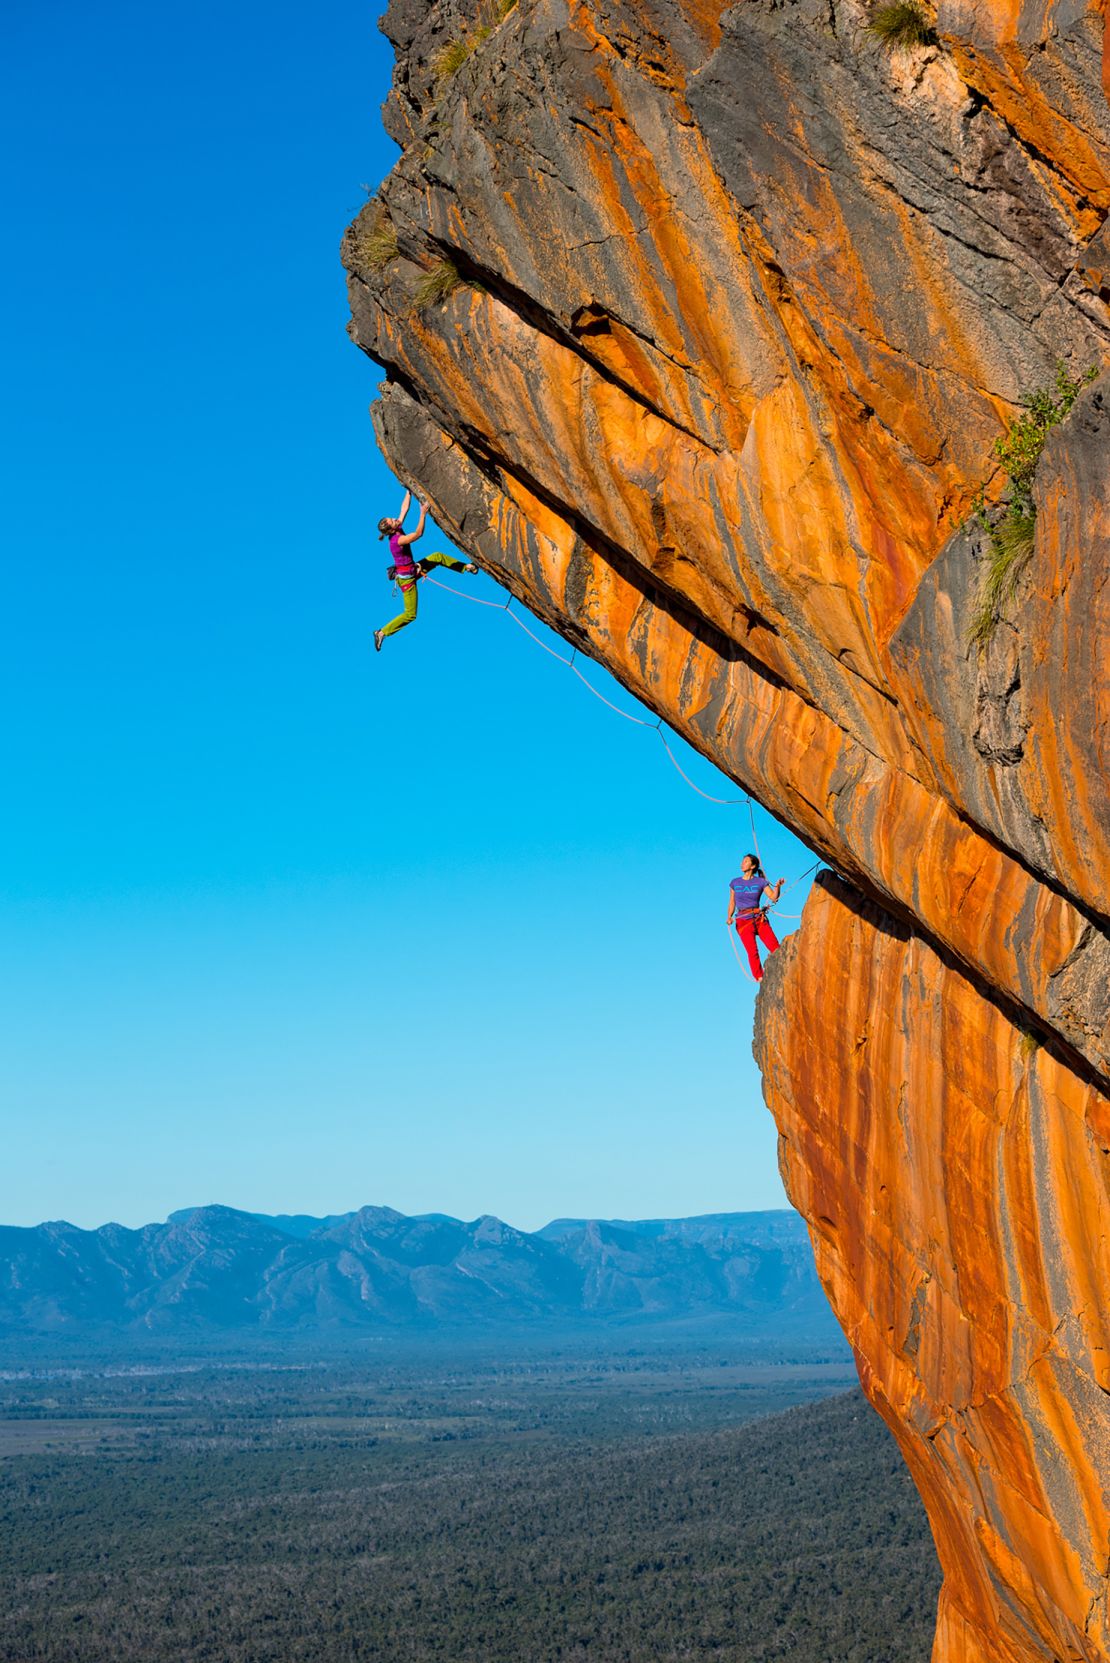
left=968, top=362, right=1098, bottom=649
left=866, top=2, right=937, bottom=50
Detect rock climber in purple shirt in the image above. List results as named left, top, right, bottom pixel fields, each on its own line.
left=373, top=489, right=479, bottom=652
left=727, top=853, right=784, bottom=981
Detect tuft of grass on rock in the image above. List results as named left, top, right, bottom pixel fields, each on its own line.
left=432, top=36, right=474, bottom=83
left=345, top=202, right=399, bottom=279
left=432, top=0, right=518, bottom=91
left=432, top=25, right=491, bottom=87
left=412, top=256, right=464, bottom=310
left=968, top=361, right=1098, bottom=650
left=866, top=2, right=937, bottom=50
left=967, top=507, right=1036, bottom=651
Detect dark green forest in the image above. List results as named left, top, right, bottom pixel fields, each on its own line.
left=0, top=1347, right=940, bottom=1661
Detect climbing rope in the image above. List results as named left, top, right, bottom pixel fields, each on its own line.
left=422, top=570, right=822, bottom=914
left=506, top=606, right=657, bottom=723
left=746, top=796, right=763, bottom=868
left=727, top=919, right=756, bottom=982
left=653, top=728, right=747, bottom=804
left=771, top=859, right=823, bottom=917
left=421, top=583, right=511, bottom=612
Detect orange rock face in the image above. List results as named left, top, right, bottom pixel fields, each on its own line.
left=756, top=876, right=1110, bottom=1663
left=347, top=0, right=1110, bottom=1655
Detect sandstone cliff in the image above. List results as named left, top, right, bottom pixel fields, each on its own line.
left=345, top=1, right=1110, bottom=1657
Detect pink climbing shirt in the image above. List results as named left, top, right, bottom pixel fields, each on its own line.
left=389, top=531, right=417, bottom=574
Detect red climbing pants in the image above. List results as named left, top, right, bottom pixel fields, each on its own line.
left=735, top=914, right=779, bottom=981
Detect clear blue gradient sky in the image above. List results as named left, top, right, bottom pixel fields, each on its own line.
left=1, top=0, right=817, bottom=1232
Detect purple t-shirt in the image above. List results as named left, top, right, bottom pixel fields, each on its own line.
left=389, top=531, right=417, bottom=574
left=730, top=874, right=767, bottom=918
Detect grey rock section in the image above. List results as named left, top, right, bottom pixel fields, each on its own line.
left=690, top=0, right=1110, bottom=405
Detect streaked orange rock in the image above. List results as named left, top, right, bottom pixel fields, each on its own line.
left=347, top=0, right=1110, bottom=1655
left=755, top=875, right=1110, bottom=1663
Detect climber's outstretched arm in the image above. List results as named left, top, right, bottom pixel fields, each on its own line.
left=398, top=501, right=428, bottom=546
left=396, top=489, right=412, bottom=523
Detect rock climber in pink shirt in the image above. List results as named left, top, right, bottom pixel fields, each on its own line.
left=373, top=490, right=479, bottom=652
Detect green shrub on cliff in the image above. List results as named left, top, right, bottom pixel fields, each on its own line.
left=866, top=3, right=937, bottom=49
left=968, top=362, right=1098, bottom=650
left=991, top=362, right=1097, bottom=509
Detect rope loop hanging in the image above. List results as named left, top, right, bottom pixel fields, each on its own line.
left=727, top=919, right=757, bottom=982
left=419, top=570, right=823, bottom=902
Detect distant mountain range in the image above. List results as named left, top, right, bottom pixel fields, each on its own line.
left=0, top=1205, right=838, bottom=1338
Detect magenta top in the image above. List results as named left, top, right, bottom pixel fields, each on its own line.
left=389, top=530, right=417, bottom=574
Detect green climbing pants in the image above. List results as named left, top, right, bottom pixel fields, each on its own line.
left=380, top=552, right=468, bottom=638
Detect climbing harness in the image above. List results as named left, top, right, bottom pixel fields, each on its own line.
left=422, top=570, right=825, bottom=958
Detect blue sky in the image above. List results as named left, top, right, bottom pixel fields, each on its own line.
left=1, top=0, right=816, bottom=1233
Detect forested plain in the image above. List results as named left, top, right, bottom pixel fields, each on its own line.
left=0, top=1342, right=940, bottom=1662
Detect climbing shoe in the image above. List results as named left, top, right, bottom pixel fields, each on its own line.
left=373, top=629, right=384, bottom=653
left=464, top=563, right=479, bottom=573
